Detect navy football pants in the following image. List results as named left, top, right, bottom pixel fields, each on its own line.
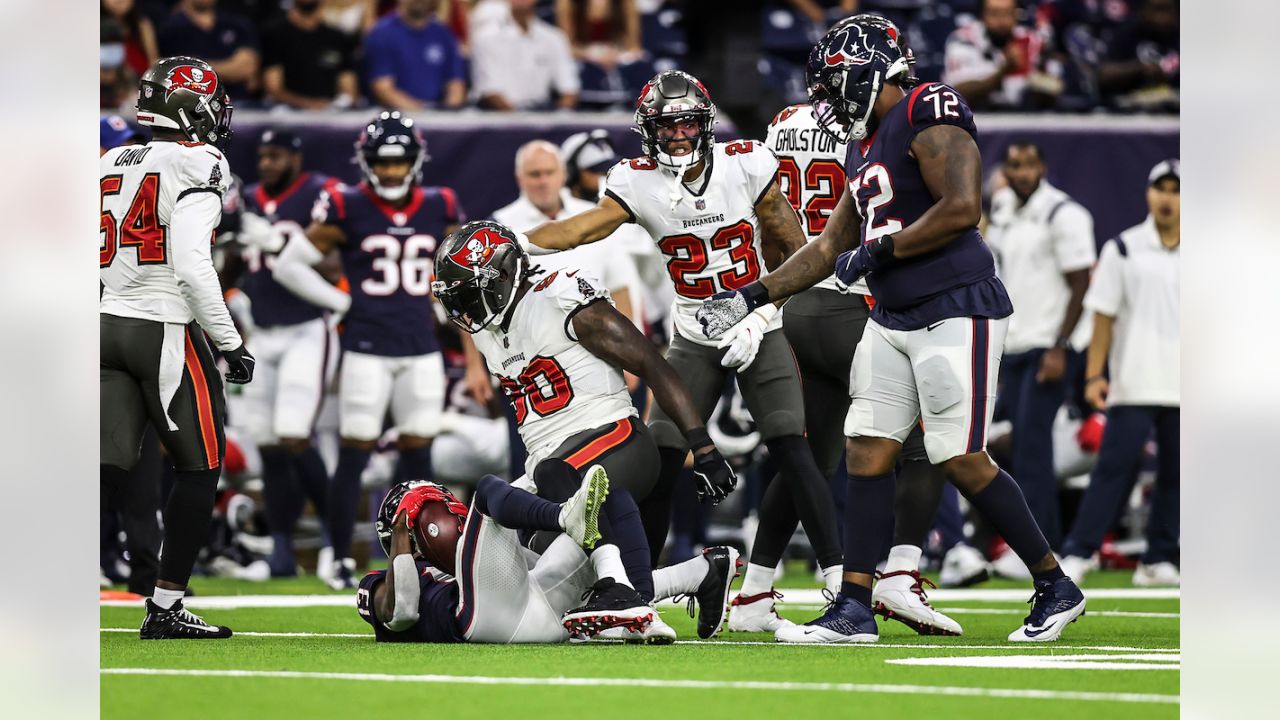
left=1062, top=406, right=1180, bottom=564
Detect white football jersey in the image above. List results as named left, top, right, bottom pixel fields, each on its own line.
left=471, top=269, right=635, bottom=462
left=100, top=141, right=236, bottom=338
left=764, top=104, right=863, bottom=294
left=605, top=141, right=783, bottom=347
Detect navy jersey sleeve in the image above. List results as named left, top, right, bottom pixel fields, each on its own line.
left=354, top=566, right=465, bottom=643
left=904, top=82, right=978, bottom=139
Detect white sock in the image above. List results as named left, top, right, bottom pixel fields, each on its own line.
left=652, top=553, right=709, bottom=601
left=739, top=562, right=775, bottom=597
left=152, top=586, right=184, bottom=610
left=884, top=545, right=923, bottom=575
left=590, top=544, right=633, bottom=588
left=820, top=565, right=842, bottom=594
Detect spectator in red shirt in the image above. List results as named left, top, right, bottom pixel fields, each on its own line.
left=101, top=0, right=158, bottom=77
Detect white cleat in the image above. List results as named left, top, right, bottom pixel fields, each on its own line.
left=872, top=570, right=963, bottom=636
left=990, top=549, right=1032, bottom=581
left=728, top=589, right=794, bottom=633
left=594, top=609, right=678, bottom=644
left=1132, top=561, right=1180, bottom=587
left=1059, top=554, right=1100, bottom=585
left=939, top=543, right=991, bottom=588
left=315, top=546, right=334, bottom=583
left=559, top=465, right=609, bottom=550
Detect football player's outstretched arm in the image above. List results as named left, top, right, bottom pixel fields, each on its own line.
left=273, top=222, right=352, bottom=315
left=757, top=189, right=862, bottom=301
left=573, top=301, right=737, bottom=502
left=573, top=301, right=704, bottom=436
left=893, top=124, right=984, bottom=257
left=373, top=511, right=421, bottom=631
left=171, top=192, right=243, bottom=352
left=525, top=196, right=631, bottom=252
left=755, top=182, right=808, bottom=270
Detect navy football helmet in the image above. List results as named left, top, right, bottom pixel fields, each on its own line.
left=807, top=15, right=915, bottom=144
left=634, top=70, right=717, bottom=173
left=355, top=111, right=428, bottom=201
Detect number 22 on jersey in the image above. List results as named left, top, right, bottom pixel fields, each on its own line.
left=101, top=173, right=167, bottom=267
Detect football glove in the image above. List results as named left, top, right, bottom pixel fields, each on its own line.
left=687, top=427, right=737, bottom=504
left=717, top=305, right=776, bottom=370
left=697, top=281, right=771, bottom=339
left=834, top=236, right=895, bottom=292
left=223, top=344, right=256, bottom=385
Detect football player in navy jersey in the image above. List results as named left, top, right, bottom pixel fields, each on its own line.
left=274, top=111, right=464, bottom=589
left=233, top=128, right=338, bottom=577
left=697, top=16, right=1086, bottom=643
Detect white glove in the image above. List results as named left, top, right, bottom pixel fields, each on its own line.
left=717, top=306, right=776, bottom=370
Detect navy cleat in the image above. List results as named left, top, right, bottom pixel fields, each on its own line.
left=1008, top=576, right=1086, bottom=642
left=774, top=591, right=878, bottom=644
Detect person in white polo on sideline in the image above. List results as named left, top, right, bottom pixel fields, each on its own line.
left=986, top=141, right=1096, bottom=575
left=1059, top=160, right=1181, bottom=587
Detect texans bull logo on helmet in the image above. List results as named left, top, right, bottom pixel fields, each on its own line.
left=164, top=65, right=219, bottom=99
left=824, top=24, right=895, bottom=67
left=447, top=226, right=511, bottom=272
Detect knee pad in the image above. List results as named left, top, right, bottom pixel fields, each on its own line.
left=917, top=354, right=964, bottom=416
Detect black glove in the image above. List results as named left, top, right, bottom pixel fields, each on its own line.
left=223, top=344, right=256, bottom=385
left=687, top=427, right=737, bottom=504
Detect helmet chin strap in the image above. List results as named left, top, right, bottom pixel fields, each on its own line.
left=662, top=152, right=696, bottom=213
left=849, top=70, right=883, bottom=142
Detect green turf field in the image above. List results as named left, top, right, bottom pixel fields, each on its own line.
left=100, top=568, right=1178, bottom=719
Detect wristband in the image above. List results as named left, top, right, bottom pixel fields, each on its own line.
left=743, top=281, right=772, bottom=311
left=1054, top=336, right=1071, bottom=349
left=868, top=235, right=896, bottom=265
left=685, top=427, right=714, bottom=453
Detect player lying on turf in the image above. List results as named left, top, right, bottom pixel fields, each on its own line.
left=431, top=220, right=737, bottom=641
left=358, top=476, right=740, bottom=644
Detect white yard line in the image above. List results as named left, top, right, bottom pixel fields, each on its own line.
left=100, top=587, right=1178, bottom=610
left=100, top=667, right=1178, bottom=704
left=98, top=627, right=1177, bottom=653
left=888, top=653, right=1180, bottom=671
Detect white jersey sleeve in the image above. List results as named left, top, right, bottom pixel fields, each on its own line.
left=606, top=142, right=783, bottom=346
left=100, top=142, right=241, bottom=349
left=470, top=270, right=634, bottom=461
left=765, top=104, right=856, bottom=293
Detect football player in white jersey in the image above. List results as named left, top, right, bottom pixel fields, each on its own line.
left=432, top=221, right=737, bottom=640
left=524, top=70, right=844, bottom=631
left=100, top=57, right=255, bottom=639
left=765, top=74, right=962, bottom=636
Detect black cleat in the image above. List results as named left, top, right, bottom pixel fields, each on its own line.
left=562, top=578, right=653, bottom=639
left=678, top=546, right=742, bottom=639
left=140, top=599, right=233, bottom=640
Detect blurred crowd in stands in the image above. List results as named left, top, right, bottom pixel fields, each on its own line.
left=102, top=0, right=1179, bottom=117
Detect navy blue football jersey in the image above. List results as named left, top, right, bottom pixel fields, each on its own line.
left=356, top=564, right=466, bottom=643
left=846, top=82, right=1013, bottom=330
left=241, top=173, right=333, bottom=328
left=314, top=183, right=464, bottom=356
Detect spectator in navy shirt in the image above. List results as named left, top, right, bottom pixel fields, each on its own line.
left=262, top=0, right=359, bottom=109
left=158, top=0, right=260, bottom=100
left=366, top=0, right=467, bottom=110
